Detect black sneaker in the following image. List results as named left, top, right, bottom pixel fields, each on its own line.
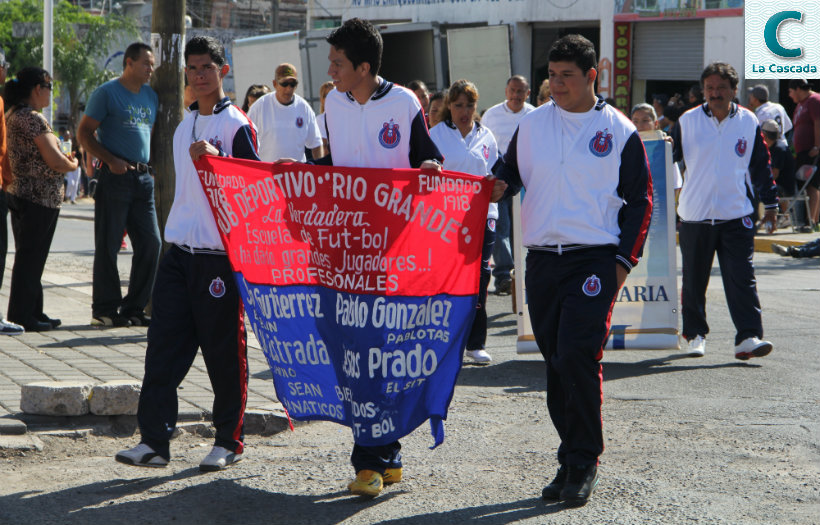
left=560, top=464, right=598, bottom=507
left=36, top=313, right=61, bottom=328
left=541, top=465, right=567, bottom=501
left=91, top=312, right=131, bottom=327
left=125, top=311, right=151, bottom=327
left=494, top=278, right=512, bottom=295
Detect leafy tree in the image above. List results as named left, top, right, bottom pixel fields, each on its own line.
left=0, top=0, right=137, bottom=129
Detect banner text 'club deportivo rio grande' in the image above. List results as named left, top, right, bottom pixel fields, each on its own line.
left=195, top=156, right=492, bottom=446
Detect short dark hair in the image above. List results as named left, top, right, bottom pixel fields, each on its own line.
left=700, top=62, right=739, bottom=90
left=507, top=75, right=529, bottom=87
left=185, top=36, right=226, bottom=67
left=326, top=18, right=382, bottom=77
left=548, top=34, right=597, bottom=74
left=789, top=78, right=811, bottom=91
left=407, top=80, right=428, bottom=93
left=123, top=42, right=152, bottom=69
left=762, top=130, right=779, bottom=142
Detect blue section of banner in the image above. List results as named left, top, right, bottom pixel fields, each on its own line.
left=237, top=275, right=477, bottom=447
left=643, top=139, right=670, bottom=278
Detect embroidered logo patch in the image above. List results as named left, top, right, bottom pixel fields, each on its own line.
left=482, top=144, right=489, bottom=160
left=735, top=138, right=748, bottom=156
left=378, top=119, right=401, bottom=149
left=742, top=216, right=754, bottom=229
left=589, top=129, right=614, bottom=157
left=209, top=277, right=226, bottom=298
left=296, top=117, right=304, bottom=128
left=582, top=274, right=602, bottom=296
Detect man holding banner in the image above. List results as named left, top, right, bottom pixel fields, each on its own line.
left=497, top=34, right=652, bottom=506
left=115, top=36, right=260, bottom=471
left=316, top=18, right=446, bottom=498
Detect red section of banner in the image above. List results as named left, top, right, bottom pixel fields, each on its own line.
left=194, top=156, right=492, bottom=297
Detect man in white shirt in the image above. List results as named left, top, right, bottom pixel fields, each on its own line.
left=248, top=63, right=324, bottom=162
left=673, top=63, right=777, bottom=361
left=480, top=75, right=535, bottom=294
left=747, top=84, right=792, bottom=146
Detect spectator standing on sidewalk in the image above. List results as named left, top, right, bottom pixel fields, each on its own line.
left=247, top=62, right=324, bottom=163
left=747, top=84, right=792, bottom=147
left=4, top=67, right=79, bottom=332
left=496, top=34, right=652, bottom=506
left=672, top=62, right=778, bottom=360
left=0, top=48, right=24, bottom=335
left=78, top=42, right=161, bottom=328
left=115, top=36, right=260, bottom=472
left=481, top=74, right=535, bottom=295
left=788, top=78, right=820, bottom=229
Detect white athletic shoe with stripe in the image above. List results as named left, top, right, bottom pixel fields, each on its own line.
left=200, top=446, right=242, bottom=472
left=115, top=443, right=168, bottom=467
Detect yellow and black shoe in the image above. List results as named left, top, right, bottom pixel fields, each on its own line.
left=383, top=467, right=403, bottom=485
left=348, top=469, right=383, bottom=497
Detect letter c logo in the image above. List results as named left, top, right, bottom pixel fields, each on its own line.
left=764, top=11, right=803, bottom=58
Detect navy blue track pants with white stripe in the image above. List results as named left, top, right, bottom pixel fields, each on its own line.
left=138, top=246, right=248, bottom=460
left=678, top=217, right=763, bottom=345
left=526, top=246, right=619, bottom=467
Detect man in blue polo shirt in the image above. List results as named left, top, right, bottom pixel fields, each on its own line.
left=78, top=42, right=161, bottom=328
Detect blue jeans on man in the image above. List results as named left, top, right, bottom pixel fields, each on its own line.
left=92, top=165, right=161, bottom=321
left=492, top=197, right=514, bottom=294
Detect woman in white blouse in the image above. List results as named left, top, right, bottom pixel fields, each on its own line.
left=430, top=79, right=500, bottom=364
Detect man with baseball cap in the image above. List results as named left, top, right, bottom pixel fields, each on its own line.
left=761, top=119, right=800, bottom=228
left=788, top=78, right=820, bottom=229
left=247, top=62, right=324, bottom=162
left=747, top=84, right=792, bottom=147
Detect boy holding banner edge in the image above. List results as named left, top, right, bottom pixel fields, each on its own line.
left=115, top=36, right=260, bottom=471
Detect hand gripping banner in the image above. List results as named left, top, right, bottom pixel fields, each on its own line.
left=195, top=156, right=492, bottom=447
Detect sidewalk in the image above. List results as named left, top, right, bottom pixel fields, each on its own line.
left=0, top=199, right=281, bottom=428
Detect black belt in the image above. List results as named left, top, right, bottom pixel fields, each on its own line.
left=174, top=244, right=226, bottom=256
left=131, top=161, right=152, bottom=174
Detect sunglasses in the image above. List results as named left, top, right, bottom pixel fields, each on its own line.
left=279, top=80, right=298, bottom=88
left=40, top=81, right=53, bottom=90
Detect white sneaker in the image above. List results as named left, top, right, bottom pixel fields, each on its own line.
left=735, top=337, right=773, bottom=361
left=465, top=349, right=492, bottom=364
left=200, top=446, right=242, bottom=472
left=115, top=443, right=168, bottom=468
left=687, top=335, right=705, bottom=357
left=0, top=318, right=24, bottom=335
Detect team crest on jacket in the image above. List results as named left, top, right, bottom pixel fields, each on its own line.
left=742, top=216, right=754, bottom=229
left=482, top=144, right=489, bottom=160
left=589, top=129, right=613, bottom=157
left=378, top=119, right=401, bottom=149
left=296, top=117, right=304, bottom=128
left=582, top=274, right=602, bottom=296
left=209, top=277, right=226, bottom=298
left=735, top=138, right=747, bottom=157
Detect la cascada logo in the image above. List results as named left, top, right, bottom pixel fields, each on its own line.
left=746, top=1, right=820, bottom=78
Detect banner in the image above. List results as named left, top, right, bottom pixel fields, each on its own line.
left=195, top=156, right=492, bottom=446
left=516, top=131, right=679, bottom=353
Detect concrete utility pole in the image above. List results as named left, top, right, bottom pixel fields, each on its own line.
left=43, top=0, right=53, bottom=124
left=272, top=0, right=279, bottom=33
left=150, top=0, right=185, bottom=245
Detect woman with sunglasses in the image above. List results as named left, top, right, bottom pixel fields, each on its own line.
left=3, top=67, right=78, bottom=331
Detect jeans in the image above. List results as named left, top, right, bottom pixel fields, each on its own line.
left=92, top=165, right=161, bottom=317
left=0, top=189, right=7, bottom=293
left=492, top=197, right=514, bottom=281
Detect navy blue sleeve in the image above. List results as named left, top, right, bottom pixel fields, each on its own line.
left=671, top=122, right=683, bottom=163
left=494, top=128, right=524, bottom=199
left=408, top=109, right=443, bottom=168
left=231, top=124, right=260, bottom=161
left=616, top=131, right=653, bottom=272
left=749, top=126, right=778, bottom=209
